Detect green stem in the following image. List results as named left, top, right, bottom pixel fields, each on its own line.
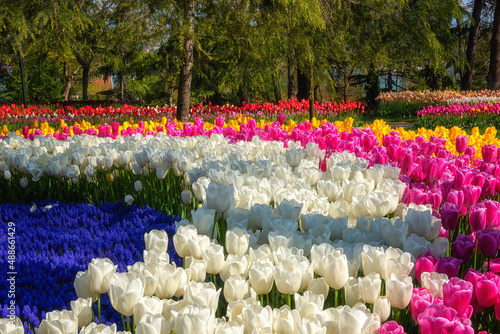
left=98, top=294, right=101, bottom=324
left=121, top=314, right=126, bottom=332
left=126, top=316, right=131, bottom=332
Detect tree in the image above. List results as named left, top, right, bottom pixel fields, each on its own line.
left=487, top=0, right=500, bottom=89
left=462, top=0, right=484, bottom=90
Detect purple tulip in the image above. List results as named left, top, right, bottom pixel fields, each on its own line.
left=452, top=234, right=475, bottom=264
left=441, top=202, right=460, bottom=231
left=434, top=257, right=463, bottom=278
left=477, top=228, right=500, bottom=258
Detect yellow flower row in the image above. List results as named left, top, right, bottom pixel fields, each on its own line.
left=1, top=117, right=498, bottom=160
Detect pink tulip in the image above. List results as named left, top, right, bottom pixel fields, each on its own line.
left=475, top=272, right=500, bottom=308
left=482, top=144, right=497, bottom=163
left=410, top=287, right=434, bottom=321
left=443, top=277, right=473, bottom=317
left=469, top=203, right=487, bottom=232
left=456, top=136, right=468, bottom=154
left=483, top=258, right=500, bottom=275
left=416, top=253, right=437, bottom=283
left=379, top=321, right=405, bottom=334
left=462, top=184, right=481, bottom=208
left=464, top=146, right=475, bottom=159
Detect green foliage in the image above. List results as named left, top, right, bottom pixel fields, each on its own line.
left=415, top=113, right=500, bottom=132
left=1, top=52, right=63, bottom=102
left=376, top=101, right=427, bottom=119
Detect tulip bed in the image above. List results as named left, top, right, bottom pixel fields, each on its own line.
left=2, top=101, right=500, bottom=334
left=376, top=89, right=500, bottom=121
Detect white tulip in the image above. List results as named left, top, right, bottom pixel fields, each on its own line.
left=171, top=305, right=216, bottom=334
left=248, top=260, right=274, bottom=295
left=155, top=263, right=189, bottom=299
left=0, top=317, right=23, bottom=334
left=173, top=225, right=197, bottom=258
left=144, top=230, right=169, bottom=252
left=124, top=195, right=134, bottom=205
left=322, top=252, right=349, bottom=290
left=421, top=272, right=449, bottom=297
left=135, top=313, right=172, bottom=334
left=225, top=227, right=250, bottom=256
left=70, top=298, right=93, bottom=327
left=109, top=272, right=145, bottom=316
left=373, top=296, right=391, bottom=322
left=135, top=180, right=143, bottom=192
left=73, top=270, right=98, bottom=302
left=192, top=208, right=216, bottom=238
left=202, top=243, right=225, bottom=275
left=88, top=258, right=118, bottom=294
left=358, top=272, right=381, bottom=304
left=184, top=282, right=221, bottom=310
left=274, top=256, right=302, bottom=295
left=386, top=273, right=413, bottom=309
left=181, top=190, right=192, bottom=205
left=134, top=296, right=164, bottom=323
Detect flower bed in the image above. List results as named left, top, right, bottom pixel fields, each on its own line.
left=0, top=100, right=363, bottom=134
left=0, top=201, right=180, bottom=333
left=2, top=110, right=500, bottom=333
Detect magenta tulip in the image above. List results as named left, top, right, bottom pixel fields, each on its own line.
left=456, top=136, right=468, bottom=154
left=379, top=321, right=405, bottom=334
left=475, top=272, right=500, bottom=308
left=416, top=253, right=437, bottom=283
left=482, top=144, right=497, bottom=163
left=462, top=184, right=481, bottom=208
left=464, top=146, right=475, bottom=159
left=443, top=277, right=473, bottom=317
left=410, top=287, right=434, bottom=321
left=469, top=204, right=487, bottom=232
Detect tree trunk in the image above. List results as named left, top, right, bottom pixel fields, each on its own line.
left=287, top=52, right=295, bottom=99
left=82, top=64, right=90, bottom=101
left=387, top=71, right=393, bottom=91
left=119, top=68, right=125, bottom=101
left=462, top=0, right=483, bottom=90
left=273, top=73, right=282, bottom=103
left=309, top=65, right=314, bottom=120
left=488, top=1, right=500, bottom=90
left=176, top=0, right=195, bottom=123
left=296, top=68, right=310, bottom=101
left=343, top=71, right=349, bottom=101
left=63, top=64, right=82, bottom=101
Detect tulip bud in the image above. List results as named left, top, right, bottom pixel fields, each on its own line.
left=455, top=136, right=468, bottom=154
left=135, top=180, right=143, bottom=192
left=124, top=195, right=134, bottom=205
left=373, top=296, right=391, bottom=322
left=20, top=177, right=28, bottom=188
left=181, top=189, right=192, bottom=205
